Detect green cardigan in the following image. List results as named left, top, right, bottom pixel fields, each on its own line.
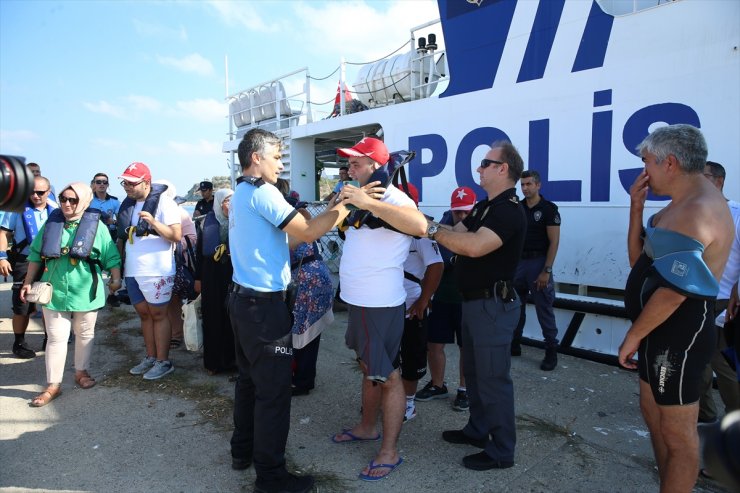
left=27, top=219, right=121, bottom=312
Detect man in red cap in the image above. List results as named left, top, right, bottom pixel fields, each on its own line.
left=415, top=186, right=476, bottom=410
left=116, top=162, right=183, bottom=381
left=330, top=137, right=428, bottom=481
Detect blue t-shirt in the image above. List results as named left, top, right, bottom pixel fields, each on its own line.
left=332, top=180, right=345, bottom=194
left=229, top=179, right=298, bottom=291
left=90, top=194, right=121, bottom=230
left=0, top=205, right=55, bottom=255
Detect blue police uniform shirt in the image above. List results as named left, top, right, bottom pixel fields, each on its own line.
left=90, top=194, right=121, bottom=229
left=229, top=179, right=298, bottom=292
left=0, top=206, right=55, bottom=256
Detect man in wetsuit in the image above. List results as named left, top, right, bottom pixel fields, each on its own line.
left=619, top=124, right=733, bottom=493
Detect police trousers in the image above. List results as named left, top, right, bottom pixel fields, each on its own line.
left=228, top=291, right=293, bottom=482
left=461, top=294, right=520, bottom=462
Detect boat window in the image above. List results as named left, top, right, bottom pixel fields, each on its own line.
left=596, top=0, right=676, bottom=16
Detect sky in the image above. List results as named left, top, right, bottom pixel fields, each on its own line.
left=0, top=0, right=439, bottom=200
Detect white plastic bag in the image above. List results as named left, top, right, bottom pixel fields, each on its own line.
left=182, top=295, right=203, bottom=352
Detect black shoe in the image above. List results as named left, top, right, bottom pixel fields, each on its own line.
left=12, top=341, right=36, bottom=359
left=462, top=451, right=514, bottom=471
left=442, top=429, right=486, bottom=448
left=291, top=387, right=311, bottom=397
left=540, top=347, right=557, bottom=371
left=510, top=342, right=522, bottom=356
left=231, top=457, right=251, bottom=470
left=254, top=473, right=314, bottom=493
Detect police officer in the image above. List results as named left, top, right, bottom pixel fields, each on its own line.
left=428, top=140, right=526, bottom=471
left=228, top=128, right=350, bottom=493
left=511, top=169, right=561, bottom=370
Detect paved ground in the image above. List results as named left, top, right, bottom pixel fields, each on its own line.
left=0, top=281, right=732, bottom=493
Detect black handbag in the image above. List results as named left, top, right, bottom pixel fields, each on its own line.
left=173, top=237, right=197, bottom=301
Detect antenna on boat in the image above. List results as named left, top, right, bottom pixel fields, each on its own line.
left=224, top=54, right=229, bottom=98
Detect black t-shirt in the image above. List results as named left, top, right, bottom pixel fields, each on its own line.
left=521, top=196, right=560, bottom=252
left=194, top=198, right=213, bottom=217
left=455, top=188, right=526, bottom=291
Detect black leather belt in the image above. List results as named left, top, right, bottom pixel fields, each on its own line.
left=231, top=284, right=286, bottom=301
left=521, top=250, right=546, bottom=259
left=461, top=280, right=515, bottom=302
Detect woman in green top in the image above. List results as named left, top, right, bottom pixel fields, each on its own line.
left=21, top=182, right=121, bottom=407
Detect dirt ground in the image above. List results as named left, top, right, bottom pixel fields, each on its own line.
left=0, top=282, right=732, bottom=493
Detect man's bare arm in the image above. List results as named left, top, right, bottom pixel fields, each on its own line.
left=283, top=201, right=350, bottom=244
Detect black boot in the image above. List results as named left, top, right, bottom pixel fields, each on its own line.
left=510, top=341, right=522, bottom=356
left=540, top=346, right=557, bottom=371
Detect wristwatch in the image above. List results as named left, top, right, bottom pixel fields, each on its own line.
left=426, top=222, right=440, bottom=240
left=544, top=266, right=553, bottom=274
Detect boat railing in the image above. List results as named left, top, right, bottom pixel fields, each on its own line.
left=224, top=18, right=448, bottom=141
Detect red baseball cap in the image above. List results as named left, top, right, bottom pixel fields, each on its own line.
left=450, top=186, right=476, bottom=211
left=399, top=182, right=419, bottom=205
left=337, top=137, right=389, bottom=165
left=119, top=162, right=152, bottom=183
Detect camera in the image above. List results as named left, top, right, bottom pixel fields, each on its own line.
left=0, top=154, right=33, bottom=212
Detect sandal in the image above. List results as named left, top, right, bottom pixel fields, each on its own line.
left=169, top=338, right=183, bottom=349
left=30, top=386, right=62, bottom=407
left=75, top=371, right=96, bottom=389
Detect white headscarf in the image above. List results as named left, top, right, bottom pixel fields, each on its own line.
left=214, top=188, right=234, bottom=242
left=152, top=179, right=176, bottom=199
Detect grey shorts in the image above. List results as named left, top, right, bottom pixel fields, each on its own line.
left=345, top=303, right=404, bottom=383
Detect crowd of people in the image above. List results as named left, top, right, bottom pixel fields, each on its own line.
left=1, top=123, right=738, bottom=493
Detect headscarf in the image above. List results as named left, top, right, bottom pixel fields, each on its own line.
left=152, top=179, right=176, bottom=199
left=214, top=188, right=234, bottom=242
left=60, top=182, right=93, bottom=222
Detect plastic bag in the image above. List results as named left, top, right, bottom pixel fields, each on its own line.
left=182, top=295, right=203, bottom=351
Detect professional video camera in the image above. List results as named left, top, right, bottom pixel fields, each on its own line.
left=0, top=154, right=33, bottom=212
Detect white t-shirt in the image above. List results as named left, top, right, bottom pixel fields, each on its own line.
left=340, top=185, right=416, bottom=307
left=124, top=195, right=181, bottom=277
left=403, top=237, right=443, bottom=310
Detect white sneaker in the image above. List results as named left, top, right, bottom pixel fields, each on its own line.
left=403, top=405, right=417, bottom=423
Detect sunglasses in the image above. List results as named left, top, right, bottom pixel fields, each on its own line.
left=32, top=189, right=49, bottom=196
left=481, top=159, right=505, bottom=169
left=121, top=179, right=144, bottom=188
left=59, top=196, right=79, bottom=205
left=94, top=180, right=109, bottom=185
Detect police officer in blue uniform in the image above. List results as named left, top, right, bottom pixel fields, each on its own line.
left=90, top=172, right=120, bottom=240
left=428, top=141, right=526, bottom=471
left=228, top=128, right=350, bottom=493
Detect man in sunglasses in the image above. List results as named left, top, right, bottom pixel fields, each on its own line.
left=426, top=141, right=526, bottom=471
left=90, top=173, right=120, bottom=240
left=0, top=176, right=57, bottom=358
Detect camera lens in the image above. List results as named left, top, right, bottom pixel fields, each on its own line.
left=0, top=155, right=33, bottom=212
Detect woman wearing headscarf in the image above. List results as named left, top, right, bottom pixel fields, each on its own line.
left=152, top=179, right=197, bottom=349
left=21, top=182, right=121, bottom=407
left=195, top=188, right=235, bottom=374
left=282, top=190, right=335, bottom=396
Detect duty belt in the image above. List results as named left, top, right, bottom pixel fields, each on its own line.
left=461, top=280, right=515, bottom=302
left=231, top=284, right=286, bottom=301
left=521, top=250, right=546, bottom=259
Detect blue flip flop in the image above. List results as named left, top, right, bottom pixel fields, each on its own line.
left=358, top=457, right=403, bottom=481
left=331, top=429, right=381, bottom=444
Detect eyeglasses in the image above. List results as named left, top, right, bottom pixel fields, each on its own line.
left=94, top=180, right=109, bottom=185
left=121, top=179, right=144, bottom=188
left=59, top=196, right=79, bottom=205
left=32, top=190, right=49, bottom=196
left=481, top=159, right=505, bottom=169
